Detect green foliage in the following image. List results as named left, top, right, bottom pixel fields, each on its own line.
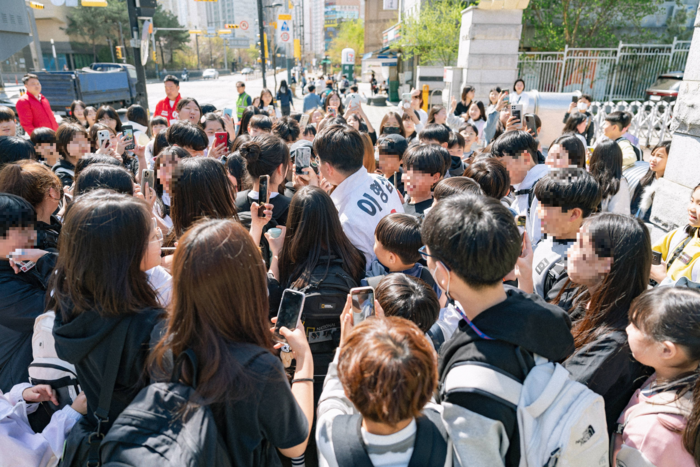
left=328, top=19, right=364, bottom=65
left=661, top=2, right=696, bottom=43
left=523, top=0, right=668, bottom=50
left=395, top=0, right=463, bottom=66
left=153, top=5, right=190, bottom=66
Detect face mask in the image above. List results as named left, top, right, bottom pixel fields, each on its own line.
left=207, top=135, right=215, bottom=146
left=577, top=102, right=589, bottom=112
left=431, top=262, right=452, bottom=300
left=382, top=126, right=400, bottom=135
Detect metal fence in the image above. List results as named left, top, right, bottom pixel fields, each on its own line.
left=518, top=38, right=691, bottom=101
left=588, top=100, right=675, bottom=148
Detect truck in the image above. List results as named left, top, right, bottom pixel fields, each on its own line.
left=34, top=63, right=138, bottom=115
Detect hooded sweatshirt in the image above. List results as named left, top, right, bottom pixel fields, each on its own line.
left=438, top=286, right=574, bottom=467
left=53, top=306, right=162, bottom=431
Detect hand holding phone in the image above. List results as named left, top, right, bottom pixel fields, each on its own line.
left=141, top=169, right=155, bottom=193
left=351, top=287, right=375, bottom=325
left=294, top=146, right=312, bottom=175
left=258, top=175, right=269, bottom=217
left=122, top=124, right=135, bottom=151
left=215, top=131, right=228, bottom=147
left=274, top=289, right=306, bottom=342
left=97, top=129, right=110, bottom=149
left=328, top=106, right=338, bottom=118
left=510, top=104, right=523, bottom=129
left=223, top=108, right=233, bottom=118
left=652, top=250, right=662, bottom=265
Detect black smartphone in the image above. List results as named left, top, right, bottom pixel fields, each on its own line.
left=258, top=175, right=269, bottom=217
left=351, top=286, right=375, bottom=325
left=295, top=146, right=311, bottom=175
left=274, top=289, right=306, bottom=341
left=652, top=250, right=662, bottom=265
left=510, top=104, right=523, bottom=129
left=122, top=124, right=135, bottom=151
left=571, top=95, right=579, bottom=104
left=141, top=169, right=155, bottom=193
left=525, top=114, right=537, bottom=135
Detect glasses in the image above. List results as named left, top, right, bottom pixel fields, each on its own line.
left=419, top=246, right=451, bottom=271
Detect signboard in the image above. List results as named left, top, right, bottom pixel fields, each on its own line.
left=227, top=37, right=251, bottom=49
left=383, top=0, right=398, bottom=9
left=240, top=20, right=249, bottom=30
left=141, top=19, right=151, bottom=64
left=277, top=15, right=292, bottom=44
left=294, top=38, right=301, bottom=59
left=341, top=48, right=355, bottom=65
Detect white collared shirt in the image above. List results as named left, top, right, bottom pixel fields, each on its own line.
left=330, top=167, right=404, bottom=266
left=511, top=163, right=549, bottom=247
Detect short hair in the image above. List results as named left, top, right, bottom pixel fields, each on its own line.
left=95, top=106, right=122, bottom=132
left=605, top=111, right=632, bottom=130
left=458, top=121, right=479, bottom=136
left=238, top=134, right=290, bottom=178
left=273, top=116, right=301, bottom=143
left=166, top=121, right=207, bottom=151
left=418, top=123, right=450, bottom=144
left=534, top=168, right=601, bottom=217
left=164, top=75, right=180, bottom=86
left=200, top=104, right=217, bottom=115
left=350, top=85, right=358, bottom=92
left=461, top=85, right=475, bottom=102
left=249, top=115, right=273, bottom=132
left=175, top=97, right=202, bottom=116
left=377, top=134, right=408, bottom=160
left=88, top=123, right=115, bottom=151
left=30, top=127, right=56, bottom=146
left=236, top=81, right=245, bottom=87
left=0, top=106, right=15, bottom=122
left=422, top=194, right=521, bottom=287
left=308, top=84, right=316, bottom=93
left=126, top=105, right=149, bottom=128
left=150, top=116, right=168, bottom=128
left=22, top=74, right=39, bottom=85
left=338, top=317, right=437, bottom=425
left=433, top=176, right=483, bottom=202
left=580, top=94, right=592, bottom=103
left=0, top=192, right=36, bottom=237
left=403, top=144, right=445, bottom=176
left=74, top=154, right=121, bottom=180
left=55, top=124, right=88, bottom=160
left=464, top=158, right=511, bottom=199
left=313, top=124, right=364, bottom=174
left=303, top=125, right=316, bottom=138
left=0, top=160, right=62, bottom=209
left=375, top=274, right=440, bottom=333
left=491, top=130, right=537, bottom=161
left=75, top=164, right=134, bottom=196
left=448, top=131, right=465, bottom=149
left=375, top=213, right=423, bottom=264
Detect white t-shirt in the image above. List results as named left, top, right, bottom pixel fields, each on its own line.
left=330, top=167, right=404, bottom=266
left=146, top=265, right=173, bottom=307
left=510, top=164, right=549, bottom=247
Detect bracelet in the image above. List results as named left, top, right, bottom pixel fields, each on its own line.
left=291, top=378, right=314, bottom=384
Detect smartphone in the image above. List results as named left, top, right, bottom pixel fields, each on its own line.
left=215, top=131, right=228, bottom=147
left=515, top=215, right=527, bottom=235
left=328, top=106, right=338, bottom=118
left=652, top=250, right=662, bottom=265
left=223, top=108, right=233, bottom=118
left=351, top=286, right=375, bottom=326
left=571, top=95, right=579, bottom=104
left=17, top=260, right=36, bottom=273
left=525, top=114, right=537, bottom=135
left=97, top=129, right=110, bottom=148
left=274, top=289, right=306, bottom=341
left=300, top=114, right=310, bottom=128
left=402, top=92, right=412, bottom=110
left=258, top=175, right=269, bottom=217
left=141, top=169, right=155, bottom=192
left=510, top=104, right=523, bottom=129
left=122, top=124, right=135, bottom=151
left=295, top=146, right=312, bottom=175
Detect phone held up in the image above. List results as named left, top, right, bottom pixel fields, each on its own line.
left=223, top=108, right=233, bottom=118
left=141, top=169, right=155, bottom=193
left=215, top=131, right=228, bottom=147
left=328, top=106, right=338, bottom=118
left=510, top=104, right=524, bottom=130
left=524, top=114, right=537, bottom=135
left=295, top=146, right=312, bottom=175
left=274, top=289, right=306, bottom=342
left=350, top=286, right=375, bottom=326
left=652, top=250, right=662, bottom=266
left=258, top=175, right=269, bottom=217
left=97, top=129, right=110, bottom=149
left=121, top=124, right=135, bottom=151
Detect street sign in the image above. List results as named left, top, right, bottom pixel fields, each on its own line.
left=29, top=2, right=45, bottom=9
left=218, top=30, right=232, bottom=34
left=227, top=37, right=250, bottom=49
left=207, top=27, right=216, bottom=35
left=277, top=16, right=292, bottom=44
left=141, top=19, right=151, bottom=64
left=240, top=20, right=249, bottom=30
left=278, top=14, right=292, bottom=20
left=294, top=39, right=301, bottom=59
left=130, top=38, right=141, bottom=48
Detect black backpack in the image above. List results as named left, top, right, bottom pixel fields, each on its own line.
left=99, top=350, right=235, bottom=467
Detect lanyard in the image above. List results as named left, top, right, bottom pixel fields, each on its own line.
left=455, top=305, right=494, bottom=340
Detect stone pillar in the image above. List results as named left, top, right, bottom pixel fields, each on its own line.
left=456, top=0, right=529, bottom=102
left=649, top=3, right=700, bottom=239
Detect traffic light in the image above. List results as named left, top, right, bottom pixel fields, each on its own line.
left=116, top=46, right=123, bottom=60
left=224, top=24, right=239, bottom=29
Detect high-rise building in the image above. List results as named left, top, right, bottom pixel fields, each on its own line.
left=160, top=0, right=208, bottom=29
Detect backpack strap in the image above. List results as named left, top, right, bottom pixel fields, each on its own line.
left=407, top=413, right=448, bottom=467
left=667, top=235, right=693, bottom=271
left=442, top=361, right=523, bottom=410
left=365, top=275, right=383, bottom=290
left=426, top=322, right=446, bottom=352
left=331, top=414, right=374, bottom=467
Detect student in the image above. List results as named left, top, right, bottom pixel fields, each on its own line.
left=153, top=145, right=191, bottom=231
left=303, top=84, right=323, bottom=112
left=0, top=136, right=35, bottom=173
left=402, top=144, right=445, bottom=217
left=316, top=317, right=446, bottom=467
left=589, top=139, right=631, bottom=215
left=259, top=88, right=280, bottom=118
left=95, top=105, right=123, bottom=133
left=273, top=116, right=301, bottom=145
left=466, top=101, right=487, bottom=143
left=0, top=105, right=17, bottom=136
left=458, top=122, right=479, bottom=163
left=432, top=176, right=483, bottom=204
left=361, top=133, right=376, bottom=173
left=276, top=80, right=295, bottom=116
left=30, top=127, right=58, bottom=167
left=342, top=84, right=367, bottom=108
left=84, top=106, right=97, bottom=127
left=557, top=213, right=652, bottom=433
left=602, top=111, right=641, bottom=169
left=455, top=85, right=475, bottom=117
left=362, top=213, right=438, bottom=294
left=463, top=158, right=511, bottom=200
left=379, top=111, right=405, bottom=137
left=562, top=112, right=589, bottom=149
left=563, top=94, right=594, bottom=145
left=0, top=161, right=63, bottom=250
left=376, top=134, right=407, bottom=196
left=487, top=87, right=502, bottom=110
left=174, top=97, right=202, bottom=126
left=74, top=164, right=135, bottom=196
left=614, top=287, right=700, bottom=467
left=401, top=113, right=417, bottom=142
left=224, top=152, right=248, bottom=195
left=249, top=115, right=274, bottom=136
left=423, top=194, right=575, bottom=466
left=302, top=124, right=316, bottom=142
left=314, top=124, right=404, bottom=264
left=150, top=218, right=313, bottom=465
left=237, top=105, right=262, bottom=137
left=418, top=123, right=450, bottom=147
left=631, top=140, right=670, bottom=221
left=530, top=168, right=600, bottom=300
left=511, top=78, right=530, bottom=108
left=446, top=132, right=467, bottom=177
left=67, top=100, right=87, bottom=128
left=165, top=121, right=208, bottom=157
left=375, top=274, right=440, bottom=334
left=154, top=75, right=182, bottom=124
left=53, top=123, right=90, bottom=187
left=545, top=133, right=587, bottom=169
left=144, top=117, right=168, bottom=168
left=50, top=190, right=163, bottom=464
left=491, top=130, right=549, bottom=245
left=125, top=104, right=150, bottom=145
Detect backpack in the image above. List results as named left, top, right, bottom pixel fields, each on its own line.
left=99, top=349, right=234, bottom=467
left=442, top=353, right=608, bottom=467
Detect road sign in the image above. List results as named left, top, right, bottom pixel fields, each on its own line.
left=278, top=14, right=292, bottom=20
left=240, top=20, right=249, bottom=30
left=227, top=37, right=250, bottom=49
left=218, top=30, right=232, bottom=34
left=277, top=17, right=292, bottom=44
left=141, top=19, right=151, bottom=64
left=225, top=24, right=239, bottom=29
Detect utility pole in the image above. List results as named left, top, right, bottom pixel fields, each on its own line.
left=196, top=35, right=200, bottom=70
left=257, top=0, right=267, bottom=88
left=126, top=0, right=149, bottom=110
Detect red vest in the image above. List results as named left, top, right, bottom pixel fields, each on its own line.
left=154, top=94, right=182, bottom=124
left=15, top=93, right=58, bottom=135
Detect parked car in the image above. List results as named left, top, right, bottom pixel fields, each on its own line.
left=241, top=67, right=254, bottom=75
left=645, top=72, right=683, bottom=102
left=202, top=69, right=219, bottom=80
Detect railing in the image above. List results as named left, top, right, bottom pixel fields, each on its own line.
left=588, top=100, right=675, bottom=148
left=518, top=38, right=691, bottom=102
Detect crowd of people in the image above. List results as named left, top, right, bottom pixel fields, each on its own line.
left=0, top=72, right=699, bottom=467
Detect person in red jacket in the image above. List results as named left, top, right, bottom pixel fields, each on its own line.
left=15, top=74, right=58, bottom=136
left=154, top=75, right=182, bottom=125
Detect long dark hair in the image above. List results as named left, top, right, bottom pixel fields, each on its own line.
left=551, top=133, right=586, bottom=169
left=589, top=139, right=623, bottom=200
left=323, top=91, right=345, bottom=115
left=563, top=112, right=588, bottom=134
left=631, top=140, right=671, bottom=207
left=238, top=134, right=290, bottom=179
left=170, top=157, right=238, bottom=239
left=48, top=190, right=159, bottom=319
left=95, top=105, right=123, bottom=132
left=237, top=106, right=261, bottom=137
left=149, top=219, right=274, bottom=404
left=279, top=186, right=365, bottom=288
left=557, top=213, right=651, bottom=348
left=379, top=111, right=406, bottom=137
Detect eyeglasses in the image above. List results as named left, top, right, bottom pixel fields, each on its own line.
left=419, top=246, right=452, bottom=271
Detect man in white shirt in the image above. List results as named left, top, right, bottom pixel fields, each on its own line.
left=314, top=124, right=404, bottom=265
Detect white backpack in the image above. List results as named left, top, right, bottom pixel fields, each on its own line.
left=28, top=311, right=81, bottom=408
left=442, top=355, right=609, bottom=467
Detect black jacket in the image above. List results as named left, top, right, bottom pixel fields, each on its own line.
left=236, top=190, right=291, bottom=228
left=438, top=286, right=575, bottom=466
left=0, top=253, right=56, bottom=392
left=36, top=215, right=62, bottom=250
left=52, top=159, right=75, bottom=187
left=53, top=306, right=163, bottom=431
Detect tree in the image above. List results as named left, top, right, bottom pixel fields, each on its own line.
left=153, top=5, right=190, bottom=66
left=523, top=0, right=667, bottom=50
left=65, top=1, right=126, bottom=61
left=395, top=0, right=462, bottom=66
left=327, top=19, right=364, bottom=65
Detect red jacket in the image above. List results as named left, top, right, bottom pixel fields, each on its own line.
left=154, top=94, right=181, bottom=124
left=15, top=93, right=58, bottom=135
